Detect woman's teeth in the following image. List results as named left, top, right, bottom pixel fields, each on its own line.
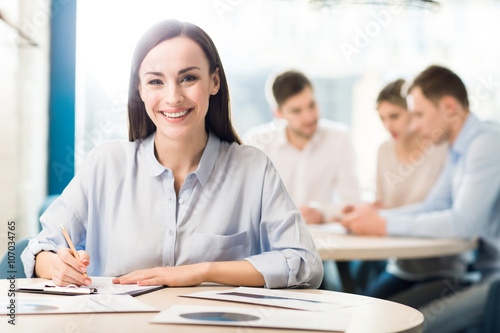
left=161, top=109, right=190, bottom=118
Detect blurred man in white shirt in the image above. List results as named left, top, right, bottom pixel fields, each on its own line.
left=245, top=70, right=361, bottom=224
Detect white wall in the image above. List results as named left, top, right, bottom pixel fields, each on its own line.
left=0, top=2, right=20, bottom=259
left=0, top=0, right=49, bottom=260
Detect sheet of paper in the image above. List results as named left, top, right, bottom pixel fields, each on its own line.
left=151, top=305, right=350, bottom=332
left=20, top=276, right=164, bottom=296
left=182, top=287, right=370, bottom=311
left=0, top=294, right=158, bottom=315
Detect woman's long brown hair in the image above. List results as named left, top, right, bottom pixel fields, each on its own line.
left=127, top=19, right=241, bottom=144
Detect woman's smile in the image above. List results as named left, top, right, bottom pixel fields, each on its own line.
left=158, top=107, right=194, bottom=122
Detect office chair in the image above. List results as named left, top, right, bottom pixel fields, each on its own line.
left=0, top=194, right=60, bottom=279
left=482, top=278, right=500, bottom=333
left=0, top=238, right=30, bottom=279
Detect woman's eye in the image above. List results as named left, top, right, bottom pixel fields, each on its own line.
left=181, top=75, right=197, bottom=83
left=148, top=79, right=163, bottom=85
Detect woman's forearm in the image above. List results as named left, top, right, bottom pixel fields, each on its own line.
left=34, top=251, right=56, bottom=279
left=115, top=261, right=266, bottom=287
left=204, top=261, right=265, bottom=287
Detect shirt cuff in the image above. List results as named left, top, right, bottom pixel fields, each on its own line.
left=384, top=215, right=411, bottom=236
left=20, top=238, right=58, bottom=278
left=245, top=251, right=289, bottom=289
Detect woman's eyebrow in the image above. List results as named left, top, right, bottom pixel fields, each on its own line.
left=178, top=66, right=200, bottom=74
left=143, top=66, right=200, bottom=77
left=144, top=71, right=164, bottom=77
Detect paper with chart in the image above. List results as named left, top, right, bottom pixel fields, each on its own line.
left=151, top=304, right=350, bottom=332
left=0, top=294, right=158, bottom=315
left=182, top=287, right=371, bottom=311
left=17, top=277, right=165, bottom=296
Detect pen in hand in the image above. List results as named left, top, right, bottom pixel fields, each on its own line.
left=60, top=224, right=88, bottom=279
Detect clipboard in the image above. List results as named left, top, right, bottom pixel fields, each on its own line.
left=17, top=284, right=98, bottom=296
left=16, top=277, right=166, bottom=296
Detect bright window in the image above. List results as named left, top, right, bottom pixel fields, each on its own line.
left=76, top=0, right=500, bottom=199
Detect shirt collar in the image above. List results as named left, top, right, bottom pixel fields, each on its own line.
left=275, top=120, right=289, bottom=147
left=194, top=131, right=221, bottom=187
left=145, top=133, right=165, bottom=177
left=144, top=131, right=221, bottom=187
left=450, top=113, right=479, bottom=158
left=278, top=120, right=321, bottom=149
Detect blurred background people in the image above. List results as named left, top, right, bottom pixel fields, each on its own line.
left=342, top=65, right=500, bottom=309
left=363, top=78, right=467, bottom=301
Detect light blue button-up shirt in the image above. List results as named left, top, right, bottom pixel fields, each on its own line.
left=21, top=132, right=323, bottom=288
left=382, top=114, right=500, bottom=278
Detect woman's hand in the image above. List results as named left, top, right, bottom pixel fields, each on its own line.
left=50, top=248, right=92, bottom=287
left=113, top=261, right=265, bottom=287
left=112, top=263, right=208, bottom=287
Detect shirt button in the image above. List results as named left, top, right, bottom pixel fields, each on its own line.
left=169, top=230, right=173, bottom=236
left=169, top=197, right=173, bottom=202
left=179, top=198, right=184, bottom=204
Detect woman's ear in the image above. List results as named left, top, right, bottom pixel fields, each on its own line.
left=210, top=68, right=220, bottom=95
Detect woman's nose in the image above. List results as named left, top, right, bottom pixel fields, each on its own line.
left=162, top=84, right=183, bottom=105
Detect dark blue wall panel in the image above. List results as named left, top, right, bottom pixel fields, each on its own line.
left=48, top=0, right=77, bottom=195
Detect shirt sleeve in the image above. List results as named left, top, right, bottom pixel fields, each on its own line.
left=380, top=157, right=453, bottom=223
left=244, top=158, right=324, bottom=289
left=21, top=150, right=93, bottom=278
left=335, top=132, right=362, bottom=205
left=384, top=134, right=500, bottom=238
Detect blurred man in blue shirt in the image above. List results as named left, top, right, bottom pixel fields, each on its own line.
left=342, top=65, right=500, bottom=284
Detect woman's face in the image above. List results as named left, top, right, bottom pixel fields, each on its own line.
left=377, top=101, right=411, bottom=141
left=138, top=36, right=220, bottom=142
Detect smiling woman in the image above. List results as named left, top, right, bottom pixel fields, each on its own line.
left=21, top=19, right=323, bottom=290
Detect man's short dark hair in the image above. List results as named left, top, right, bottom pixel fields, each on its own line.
left=409, top=65, right=469, bottom=109
left=272, top=71, right=312, bottom=107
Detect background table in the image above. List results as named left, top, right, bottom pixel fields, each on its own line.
left=1, top=278, right=423, bottom=333
left=309, top=224, right=477, bottom=261
left=309, top=224, right=478, bottom=292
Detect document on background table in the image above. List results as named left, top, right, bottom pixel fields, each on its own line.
left=0, top=294, right=158, bottom=315
left=182, top=287, right=370, bottom=311
left=17, top=277, right=165, bottom=296
left=151, top=304, right=350, bottom=332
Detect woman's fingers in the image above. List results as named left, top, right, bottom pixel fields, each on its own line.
left=52, top=267, right=87, bottom=287
left=114, top=268, right=166, bottom=285
left=113, top=270, right=146, bottom=284
left=137, top=277, right=162, bottom=286
left=58, top=248, right=87, bottom=273
left=77, top=250, right=90, bottom=267
left=53, top=248, right=91, bottom=286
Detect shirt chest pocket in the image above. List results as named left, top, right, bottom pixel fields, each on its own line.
left=189, top=231, right=250, bottom=264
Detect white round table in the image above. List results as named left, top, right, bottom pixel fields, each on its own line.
left=2, top=278, right=424, bottom=333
